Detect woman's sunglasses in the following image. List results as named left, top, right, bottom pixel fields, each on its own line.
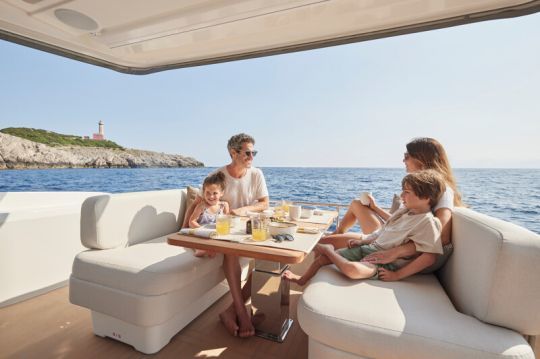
left=403, top=152, right=410, bottom=160
left=237, top=150, right=258, bottom=157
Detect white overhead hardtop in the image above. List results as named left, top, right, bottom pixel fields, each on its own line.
left=1, top=0, right=539, bottom=74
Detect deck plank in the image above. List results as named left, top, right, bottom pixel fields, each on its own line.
left=0, top=286, right=307, bottom=359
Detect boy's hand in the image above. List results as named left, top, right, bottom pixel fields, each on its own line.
left=378, top=268, right=400, bottom=281
left=362, top=248, right=399, bottom=264
left=347, top=239, right=362, bottom=249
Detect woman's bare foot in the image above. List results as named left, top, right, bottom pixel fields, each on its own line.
left=237, top=306, right=255, bottom=338
left=219, top=306, right=239, bottom=337
left=282, top=270, right=307, bottom=286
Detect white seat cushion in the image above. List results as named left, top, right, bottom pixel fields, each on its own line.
left=72, top=234, right=249, bottom=296
left=298, top=267, right=533, bottom=359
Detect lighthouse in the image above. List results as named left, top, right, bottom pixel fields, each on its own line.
left=93, top=121, right=105, bottom=141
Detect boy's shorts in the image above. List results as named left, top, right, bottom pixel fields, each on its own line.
left=338, top=244, right=398, bottom=279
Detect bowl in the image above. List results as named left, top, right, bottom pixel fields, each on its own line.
left=268, top=222, right=298, bottom=236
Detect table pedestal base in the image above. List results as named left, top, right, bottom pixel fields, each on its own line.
left=250, top=259, right=292, bottom=342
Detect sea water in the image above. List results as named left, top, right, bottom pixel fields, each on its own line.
left=0, top=167, right=538, bottom=234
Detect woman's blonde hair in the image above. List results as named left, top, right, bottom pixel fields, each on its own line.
left=406, top=137, right=463, bottom=206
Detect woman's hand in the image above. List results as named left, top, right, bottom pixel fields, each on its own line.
left=365, top=194, right=377, bottom=208
left=362, top=248, right=400, bottom=264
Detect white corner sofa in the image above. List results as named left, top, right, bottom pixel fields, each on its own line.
left=69, top=189, right=249, bottom=354
left=0, top=191, right=105, bottom=307
left=298, top=207, right=540, bottom=359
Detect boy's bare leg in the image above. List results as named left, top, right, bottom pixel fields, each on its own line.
left=220, top=254, right=254, bottom=337
left=319, top=233, right=363, bottom=249
left=283, top=253, right=332, bottom=286
left=334, top=200, right=381, bottom=234
left=318, top=244, right=377, bottom=279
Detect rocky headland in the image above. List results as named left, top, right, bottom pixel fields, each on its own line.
left=0, top=132, right=203, bottom=169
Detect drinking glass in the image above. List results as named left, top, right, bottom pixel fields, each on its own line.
left=252, top=216, right=267, bottom=241
left=216, top=215, right=230, bottom=235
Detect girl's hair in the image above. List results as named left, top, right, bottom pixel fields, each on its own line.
left=406, top=137, right=463, bottom=206
left=203, top=171, right=226, bottom=191
left=402, top=170, right=446, bottom=208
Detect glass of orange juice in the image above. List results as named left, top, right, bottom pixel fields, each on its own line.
left=252, top=216, right=267, bottom=241
left=282, top=200, right=291, bottom=213
left=216, top=215, right=230, bottom=235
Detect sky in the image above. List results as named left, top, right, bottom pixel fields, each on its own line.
left=1, top=12, right=539, bottom=168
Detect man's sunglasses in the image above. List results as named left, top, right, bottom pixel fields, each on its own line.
left=237, top=150, right=258, bottom=157
left=272, top=234, right=294, bottom=242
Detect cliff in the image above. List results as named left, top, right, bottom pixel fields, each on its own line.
left=0, top=132, right=204, bottom=169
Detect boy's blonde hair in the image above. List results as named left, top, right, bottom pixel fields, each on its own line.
left=402, top=170, right=446, bottom=207
left=203, top=171, right=226, bottom=191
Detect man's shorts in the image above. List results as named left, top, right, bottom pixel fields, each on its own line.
left=338, top=244, right=398, bottom=279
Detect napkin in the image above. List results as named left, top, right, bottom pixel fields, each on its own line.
left=179, top=228, right=216, bottom=238
left=297, top=226, right=320, bottom=234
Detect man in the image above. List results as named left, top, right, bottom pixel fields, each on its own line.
left=185, top=133, right=268, bottom=337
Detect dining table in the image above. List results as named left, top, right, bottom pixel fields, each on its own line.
left=167, top=208, right=338, bottom=342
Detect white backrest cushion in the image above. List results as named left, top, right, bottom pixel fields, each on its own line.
left=81, top=189, right=186, bottom=249
left=439, top=207, right=540, bottom=335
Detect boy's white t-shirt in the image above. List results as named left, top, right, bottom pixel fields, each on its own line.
left=368, top=208, right=443, bottom=255
left=211, top=166, right=269, bottom=210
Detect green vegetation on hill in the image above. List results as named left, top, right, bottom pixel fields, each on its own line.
left=1, top=127, right=124, bottom=149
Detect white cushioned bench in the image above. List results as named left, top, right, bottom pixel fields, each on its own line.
left=69, top=189, right=249, bottom=354
left=298, top=207, right=540, bottom=358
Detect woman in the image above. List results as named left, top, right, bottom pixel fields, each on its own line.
left=321, top=137, right=463, bottom=276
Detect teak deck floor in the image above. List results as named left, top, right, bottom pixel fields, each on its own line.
left=0, top=286, right=308, bottom=359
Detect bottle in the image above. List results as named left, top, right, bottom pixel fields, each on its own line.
left=246, top=218, right=252, bottom=234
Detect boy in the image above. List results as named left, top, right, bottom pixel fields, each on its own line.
left=283, top=170, right=445, bottom=284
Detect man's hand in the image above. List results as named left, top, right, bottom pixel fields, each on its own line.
left=362, top=247, right=400, bottom=264
left=231, top=208, right=246, bottom=216
left=378, top=268, right=400, bottom=281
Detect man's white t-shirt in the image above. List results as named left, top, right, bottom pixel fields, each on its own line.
left=211, top=166, right=269, bottom=210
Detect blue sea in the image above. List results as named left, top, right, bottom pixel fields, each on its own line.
left=1, top=168, right=539, bottom=234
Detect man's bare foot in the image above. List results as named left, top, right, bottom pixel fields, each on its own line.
left=237, top=306, right=255, bottom=338
left=282, top=270, right=307, bottom=286
left=219, top=306, right=239, bottom=337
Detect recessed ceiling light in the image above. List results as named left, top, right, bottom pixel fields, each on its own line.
left=54, top=9, right=98, bottom=31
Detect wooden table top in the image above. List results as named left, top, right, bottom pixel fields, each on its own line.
left=168, top=210, right=337, bottom=264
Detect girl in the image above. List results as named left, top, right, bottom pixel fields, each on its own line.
left=189, top=171, right=230, bottom=257
left=322, top=137, right=463, bottom=274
